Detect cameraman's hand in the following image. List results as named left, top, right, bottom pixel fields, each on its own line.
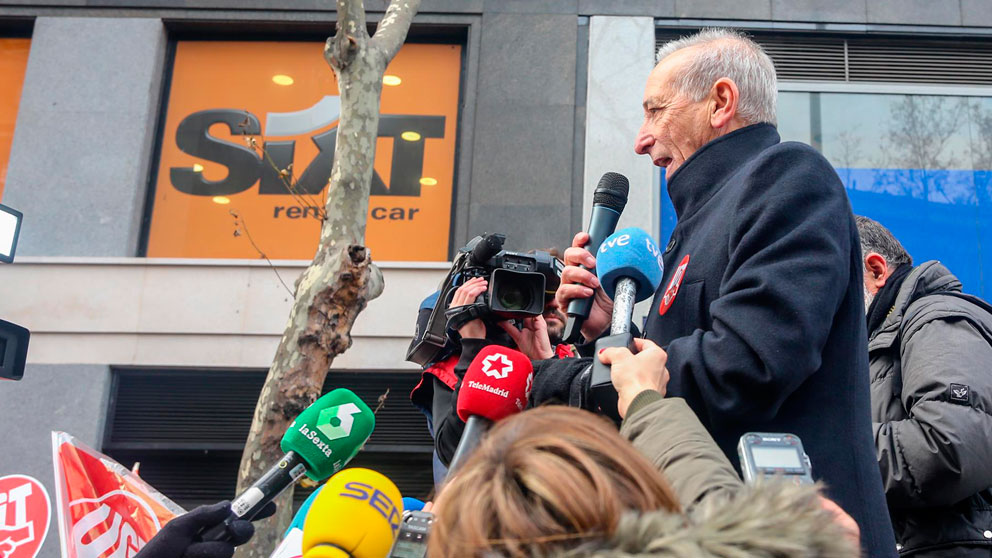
left=557, top=232, right=614, bottom=341
left=450, top=278, right=488, bottom=339
left=135, top=501, right=276, bottom=558
left=499, top=316, right=554, bottom=360
left=598, top=338, right=670, bottom=418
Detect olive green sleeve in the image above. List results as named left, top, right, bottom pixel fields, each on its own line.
left=621, top=394, right=743, bottom=510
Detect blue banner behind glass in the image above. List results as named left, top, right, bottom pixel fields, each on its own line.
left=659, top=169, right=992, bottom=297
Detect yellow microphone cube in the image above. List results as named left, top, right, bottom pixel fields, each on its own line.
left=302, top=468, right=404, bottom=558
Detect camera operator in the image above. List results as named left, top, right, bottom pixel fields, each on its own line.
left=407, top=240, right=572, bottom=479
left=429, top=277, right=563, bottom=467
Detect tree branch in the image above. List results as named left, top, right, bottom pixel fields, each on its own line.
left=371, top=0, right=422, bottom=63
left=326, top=0, right=370, bottom=71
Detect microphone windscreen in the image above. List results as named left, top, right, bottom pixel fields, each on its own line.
left=592, top=172, right=630, bottom=212
left=281, top=388, right=375, bottom=481
left=457, top=345, right=534, bottom=422
left=302, top=468, right=403, bottom=558
left=596, top=227, right=664, bottom=303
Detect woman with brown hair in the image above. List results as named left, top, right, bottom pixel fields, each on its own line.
left=429, top=359, right=861, bottom=557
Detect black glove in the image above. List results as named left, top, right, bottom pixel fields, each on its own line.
left=135, top=500, right=277, bottom=558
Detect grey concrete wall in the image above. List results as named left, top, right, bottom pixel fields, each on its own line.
left=464, top=10, right=579, bottom=252
left=1, top=1, right=990, bottom=26
left=2, top=17, right=166, bottom=257
left=0, top=364, right=112, bottom=558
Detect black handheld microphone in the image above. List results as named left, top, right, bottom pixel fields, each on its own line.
left=562, top=172, right=629, bottom=344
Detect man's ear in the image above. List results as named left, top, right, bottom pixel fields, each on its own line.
left=710, top=77, right=739, bottom=129
left=865, top=253, right=889, bottom=290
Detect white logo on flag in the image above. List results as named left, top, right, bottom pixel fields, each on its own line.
left=0, top=483, right=35, bottom=558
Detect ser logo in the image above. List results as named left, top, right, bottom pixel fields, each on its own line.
left=170, top=95, right=445, bottom=221
left=339, top=482, right=401, bottom=537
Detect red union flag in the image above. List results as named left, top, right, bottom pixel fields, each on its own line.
left=51, top=432, right=185, bottom=558
left=0, top=475, right=51, bottom=558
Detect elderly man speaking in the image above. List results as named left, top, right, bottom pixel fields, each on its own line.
left=557, top=29, right=896, bottom=556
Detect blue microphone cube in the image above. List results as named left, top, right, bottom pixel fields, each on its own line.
left=596, top=228, right=664, bottom=302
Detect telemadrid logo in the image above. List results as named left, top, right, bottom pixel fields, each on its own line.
left=480, top=353, right=513, bottom=380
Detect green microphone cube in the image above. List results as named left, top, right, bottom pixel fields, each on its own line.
left=281, top=388, right=376, bottom=481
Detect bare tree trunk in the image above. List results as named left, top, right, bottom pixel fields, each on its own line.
left=234, top=1, right=421, bottom=556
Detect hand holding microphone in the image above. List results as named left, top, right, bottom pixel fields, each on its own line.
left=198, top=388, right=375, bottom=543
left=557, top=232, right=616, bottom=341
left=589, top=228, right=665, bottom=420
left=560, top=172, right=630, bottom=343
left=599, top=338, right=670, bottom=418
left=134, top=501, right=276, bottom=558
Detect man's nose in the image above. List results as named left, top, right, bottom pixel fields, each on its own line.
left=634, top=126, right=654, bottom=155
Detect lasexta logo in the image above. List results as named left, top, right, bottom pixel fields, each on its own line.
left=0, top=476, right=50, bottom=558
left=316, top=403, right=363, bottom=441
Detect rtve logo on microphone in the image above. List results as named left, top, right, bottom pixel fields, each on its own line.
left=480, top=353, right=514, bottom=380
left=169, top=97, right=445, bottom=222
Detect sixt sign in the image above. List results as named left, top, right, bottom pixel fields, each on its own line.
left=170, top=97, right=445, bottom=204
left=146, top=41, right=462, bottom=261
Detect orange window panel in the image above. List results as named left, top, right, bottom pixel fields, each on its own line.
left=0, top=38, right=30, bottom=200
left=146, top=41, right=462, bottom=261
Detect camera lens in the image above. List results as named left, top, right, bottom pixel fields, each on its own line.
left=497, top=283, right=533, bottom=311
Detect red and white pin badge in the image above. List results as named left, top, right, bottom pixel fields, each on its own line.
left=658, top=254, right=690, bottom=316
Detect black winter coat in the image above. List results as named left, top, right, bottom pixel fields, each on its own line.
left=642, top=123, right=896, bottom=557
left=868, top=261, right=992, bottom=557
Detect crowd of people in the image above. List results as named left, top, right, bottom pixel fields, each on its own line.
left=136, top=27, right=992, bottom=558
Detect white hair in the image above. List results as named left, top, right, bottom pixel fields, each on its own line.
left=655, top=28, right=778, bottom=126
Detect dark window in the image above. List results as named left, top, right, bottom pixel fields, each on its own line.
left=103, top=369, right=434, bottom=510
left=656, top=31, right=992, bottom=85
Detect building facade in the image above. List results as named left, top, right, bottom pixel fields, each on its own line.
left=1, top=1, right=990, bottom=556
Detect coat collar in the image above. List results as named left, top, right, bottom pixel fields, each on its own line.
left=667, top=123, right=780, bottom=222
left=868, top=260, right=962, bottom=351
left=550, top=481, right=857, bottom=557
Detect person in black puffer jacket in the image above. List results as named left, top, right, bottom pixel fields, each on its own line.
left=857, top=215, right=992, bottom=557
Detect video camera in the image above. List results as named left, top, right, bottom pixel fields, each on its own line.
left=405, top=233, right=563, bottom=367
